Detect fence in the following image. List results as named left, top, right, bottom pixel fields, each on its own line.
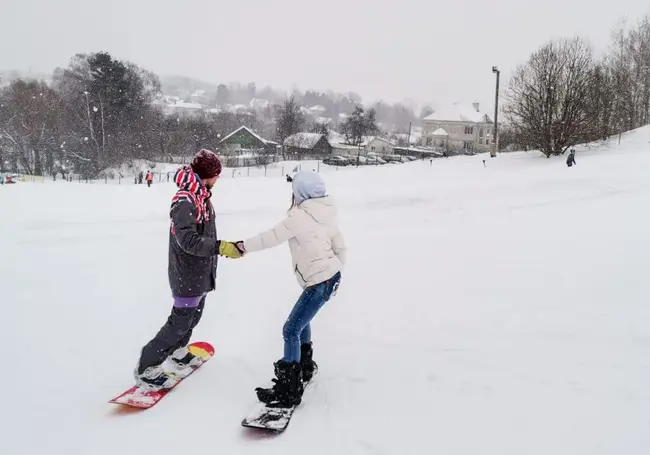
left=12, top=162, right=316, bottom=185
left=8, top=155, right=426, bottom=185
left=19, top=174, right=46, bottom=183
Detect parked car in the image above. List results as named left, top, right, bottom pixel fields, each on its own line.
left=323, top=156, right=351, bottom=166
left=380, top=154, right=405, bottom=163
left=366, top=155, right=387, bottom=165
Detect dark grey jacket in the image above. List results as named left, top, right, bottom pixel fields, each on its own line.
left=168, top=167, right=220, bottom=297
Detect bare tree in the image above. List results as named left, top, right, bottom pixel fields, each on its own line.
left=0, top=80, right=62, bottom=175
left=275, top=96, right=305, bottom=144
left=504, top=37, right=597, bottom=157
left=608, top=17, right=650, bottom=132
left=586, top=62, right=617, bottom=141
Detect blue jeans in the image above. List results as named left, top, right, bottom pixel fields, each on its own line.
left=282, top=272, right=341, bottom=362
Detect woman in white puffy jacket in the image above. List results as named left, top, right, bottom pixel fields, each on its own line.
left=239, top=171, right=347, bottom=408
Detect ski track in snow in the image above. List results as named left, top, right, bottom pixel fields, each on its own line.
left=1, top=129, right=650, bottom=454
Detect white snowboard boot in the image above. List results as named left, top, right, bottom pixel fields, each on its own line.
left=134, top=364, right=177, bottom=391
left=169, top=346, right=204, bottom=370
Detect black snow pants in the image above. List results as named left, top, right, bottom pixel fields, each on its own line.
left=137, top=295, right=206, bottom=373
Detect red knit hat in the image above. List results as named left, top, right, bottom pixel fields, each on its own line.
left=191, top=149, right=221, bottom=179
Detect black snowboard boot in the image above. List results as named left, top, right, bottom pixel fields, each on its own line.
left=255, top=360, right=304, bottom=408
left=300, top=342, right=318, bottom=382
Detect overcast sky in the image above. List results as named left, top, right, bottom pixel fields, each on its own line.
left=1, top=0, right=649, bottom=111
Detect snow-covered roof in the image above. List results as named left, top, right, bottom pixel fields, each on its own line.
left=219, top=126, right=270, bottom=145
left=284, top=133, right=326, bottom=149
left=432, top=128, right=448, bottom=136
left=169, top=101, right=203, bottom=110
left=394, top=133, right=421, bottom=144
left=308, top=105, right=326, bottom=113
left=220, top=104, right=252, bottom=114
left=364, top=136, right=395, bottom=147
left=424, top=103, right=492, bottom=123
left=329, top=135, right=394, bottom=147
left=328, top=131, right=346, bottom=143
left=152, top=95, right=182, bottom=106
left=249, top=98, right=270, bottom=109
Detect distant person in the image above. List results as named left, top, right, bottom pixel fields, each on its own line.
left=567, top=149, right=576, bottom=167
left=133, top=150, right=244, bottom=390
left=146, top=171, right=153, bottom=187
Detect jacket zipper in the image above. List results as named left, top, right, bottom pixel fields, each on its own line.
left=294, top=265, right=307, bottom=283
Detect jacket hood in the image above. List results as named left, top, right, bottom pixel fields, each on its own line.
left=292, top=171, right=326, bottom=205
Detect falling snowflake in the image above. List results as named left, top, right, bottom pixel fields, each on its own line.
left=93, top=106, right=98, bottom=112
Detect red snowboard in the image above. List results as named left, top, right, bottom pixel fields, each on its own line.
left=109, top=341, right=214, bottom=409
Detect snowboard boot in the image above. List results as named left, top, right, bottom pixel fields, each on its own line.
left=169, top=346, right=203, bottom=370
left=300, top=342, right=318, bottom=383
left=255, top=360, right=304, bottom=408
left=134, top=364, right=177, bottom=391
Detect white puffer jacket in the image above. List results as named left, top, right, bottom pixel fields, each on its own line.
left=243, top=195, right=347, bottom=288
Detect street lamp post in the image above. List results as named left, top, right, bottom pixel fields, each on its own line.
left=491, top=66, right=500, bottom=157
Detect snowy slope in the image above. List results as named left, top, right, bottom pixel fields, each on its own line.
left=1, top=128, right=650, bottom=455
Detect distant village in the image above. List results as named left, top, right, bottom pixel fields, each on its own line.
left=154, top=90, right=498, bottom=167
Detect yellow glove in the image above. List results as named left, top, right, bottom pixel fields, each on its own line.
left=218, top=241, right=244, bottom=259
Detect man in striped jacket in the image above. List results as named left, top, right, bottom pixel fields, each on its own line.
left=134, top=149, right=244, bottom=390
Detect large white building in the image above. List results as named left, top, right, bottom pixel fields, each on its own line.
left=422, top=103, right=494, bottom=153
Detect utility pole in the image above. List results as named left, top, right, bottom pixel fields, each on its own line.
left=406, top=121, right=412, bottom=150
left=491, top=66, right=500, bottom=158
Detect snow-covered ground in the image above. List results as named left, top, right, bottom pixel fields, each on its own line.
left=2, top=128, right=650, bottom=455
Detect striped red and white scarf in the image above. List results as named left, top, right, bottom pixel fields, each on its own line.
left=171, top=166, right=212, bottom=223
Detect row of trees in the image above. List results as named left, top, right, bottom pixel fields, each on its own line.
left=503, top=15, right=650, bottom=156
left=273, top=96, right=379, bottom=145
left=0, top=52, right=158, bottom=177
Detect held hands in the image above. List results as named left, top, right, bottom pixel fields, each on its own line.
left=218, top=240, right=246, bottom=259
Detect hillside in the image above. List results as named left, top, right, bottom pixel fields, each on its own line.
left=1, top=126, right=649, bottom=455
